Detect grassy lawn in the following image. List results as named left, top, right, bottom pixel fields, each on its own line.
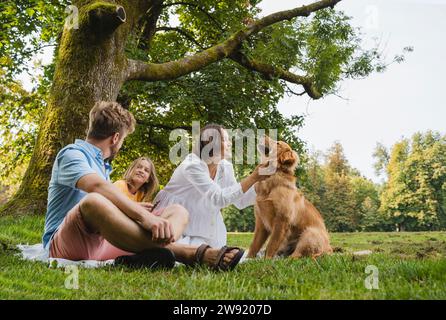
left=0, top=215, right=445, bottom=299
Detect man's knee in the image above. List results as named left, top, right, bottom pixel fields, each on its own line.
left=80, top=192, right=108, bottom=220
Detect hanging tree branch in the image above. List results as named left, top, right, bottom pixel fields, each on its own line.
left=137, top=0, right=166, bottom=50
left=229, top=51, right=321, bottom=99
left=284, top=83, right=307, bottom=97
left=125, top=0, right=341, bottom=99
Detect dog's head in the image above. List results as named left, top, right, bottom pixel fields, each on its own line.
left=258, top=135, right=299, bottom=173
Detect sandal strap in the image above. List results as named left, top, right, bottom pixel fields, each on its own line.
left=214, top=246, right=228, bottom=270
left=216, top=246, right=244, bottom=271
left=225, top=247, right=244, bottom=270
left=195, top=244, right=211, bottom=265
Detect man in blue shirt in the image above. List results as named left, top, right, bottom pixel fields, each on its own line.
left=43, top=101, right=246, bottom=270
left=42, top=138, right=112, bottom=248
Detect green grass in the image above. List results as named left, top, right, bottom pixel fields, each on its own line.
left=1, top=215, right=445, bottom=299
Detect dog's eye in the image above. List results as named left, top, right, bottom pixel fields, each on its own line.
left=264, top=146, right=270, bottom=156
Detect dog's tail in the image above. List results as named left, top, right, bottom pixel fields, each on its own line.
left=291, top=227, right=332, bottom=259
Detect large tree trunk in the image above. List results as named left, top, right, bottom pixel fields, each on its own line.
left=1, top=0, right=149, bottom=215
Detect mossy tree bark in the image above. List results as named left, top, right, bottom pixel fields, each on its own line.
left=1, top=0, right=340, bottom=216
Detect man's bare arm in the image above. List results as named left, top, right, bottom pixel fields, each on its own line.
left=77, top=173, right=147, bottom=223
left=76, top=173, right=173, bottom=243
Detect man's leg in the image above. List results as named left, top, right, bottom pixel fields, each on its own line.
left=80, top=193, right=160, bottom=252
left=80, top=193, right=239, bottom=268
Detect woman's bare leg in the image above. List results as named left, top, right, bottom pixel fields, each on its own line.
left=159, top=204, right=189, bottom=241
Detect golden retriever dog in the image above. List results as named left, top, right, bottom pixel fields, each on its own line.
left=248, top=136, right=332, bottom=259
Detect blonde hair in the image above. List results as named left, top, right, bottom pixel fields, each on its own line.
left=87, top=101, right=136, bottom=139
left=124, top=157, right=159, bottom=201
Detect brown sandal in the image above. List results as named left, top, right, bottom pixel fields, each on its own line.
left=194, top=244, right=211, bottom=266
left=194, top=244, right=245, bottom=271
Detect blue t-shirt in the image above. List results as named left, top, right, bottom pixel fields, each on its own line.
left=42, top=139, right=112, bottom=249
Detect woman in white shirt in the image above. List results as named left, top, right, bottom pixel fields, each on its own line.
left=154, top=124, right=267, bottom=248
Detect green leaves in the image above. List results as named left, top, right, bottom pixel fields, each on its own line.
left=0, top=69, right=46, bottom=192
left=25, top=8, right=36, bottom=17
left=378, top=131, right=446, bottom=230
left=0, top=0, right=69, bottom=79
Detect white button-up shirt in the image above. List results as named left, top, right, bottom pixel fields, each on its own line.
left=154, top=153, right=256, bottom=247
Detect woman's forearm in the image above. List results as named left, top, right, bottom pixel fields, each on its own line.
left=240, top=174, right=258, bottom=193
left=240, top=164, right=272, bottom=193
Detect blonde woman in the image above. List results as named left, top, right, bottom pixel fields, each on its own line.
left=114, top=157, right=160, bottom=214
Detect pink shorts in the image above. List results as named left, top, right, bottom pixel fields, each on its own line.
left=49, top=204, right=133, bottom=261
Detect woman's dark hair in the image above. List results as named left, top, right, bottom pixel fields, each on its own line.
left=193, top=124, right=225, bottom=160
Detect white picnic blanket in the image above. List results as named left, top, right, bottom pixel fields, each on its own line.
left=16, top=243, right=254, bottom=269
left=16, top=243, right=114, bottom=268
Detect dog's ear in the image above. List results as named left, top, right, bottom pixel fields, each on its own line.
left=279, top=150, right=298, bottom=166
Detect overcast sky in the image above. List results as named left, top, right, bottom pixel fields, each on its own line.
left=18, top=0, right=445, bottom=183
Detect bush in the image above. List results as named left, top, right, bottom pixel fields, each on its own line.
left=223, top=205, right=255, bottom=232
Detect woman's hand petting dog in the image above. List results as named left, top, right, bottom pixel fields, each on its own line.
left=253, top=161, right=276, bottom=181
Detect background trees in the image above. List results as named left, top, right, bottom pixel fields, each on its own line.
left=224, top=141, right=387, bottom=233
left=300, top=142, right=386, bottom=232
left=377, top=131, right=446, bottom=231
left=224, top=133, right=446, bottom=233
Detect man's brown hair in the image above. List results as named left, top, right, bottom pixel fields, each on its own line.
left=87, top=101, right=136, bottom=140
